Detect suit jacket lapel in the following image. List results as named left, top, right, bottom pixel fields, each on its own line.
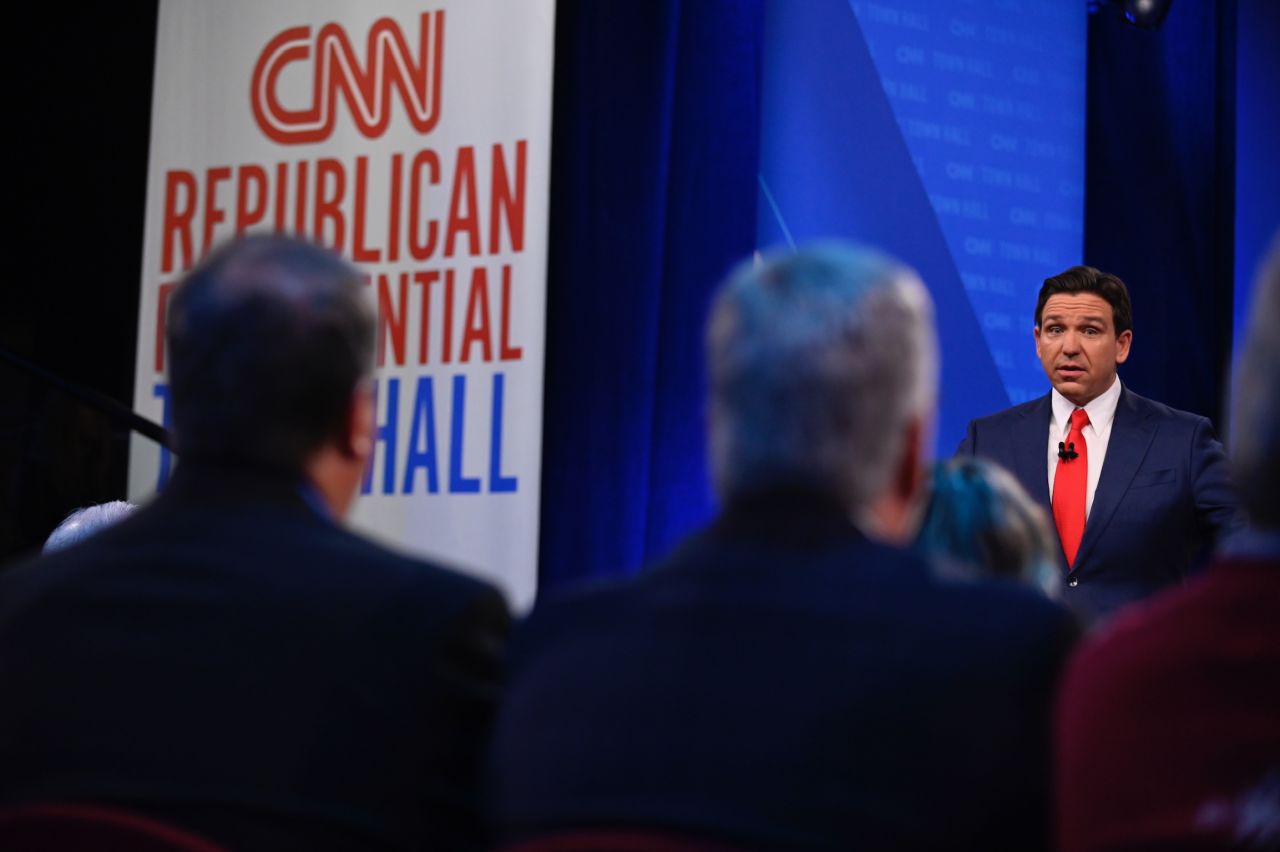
left=1012, top=394, right=1053, bottom=512
left=1073, top=387, right=1156, bottom=569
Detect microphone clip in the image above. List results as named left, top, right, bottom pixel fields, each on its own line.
left=1058, top=441, right=1079, bottom=462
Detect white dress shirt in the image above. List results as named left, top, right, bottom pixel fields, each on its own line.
left=1047, top=377, right=1122, bottom=519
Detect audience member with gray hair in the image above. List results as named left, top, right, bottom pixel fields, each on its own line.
left=43, top=501, right=137, bottom=553
left=1055, top=240, right=1280, bottom=852
left=491, top=242, right=1077, bottom=850
left=707, top=243, right=937, bottom=534
left=916, top=457, right=1061, bottom=597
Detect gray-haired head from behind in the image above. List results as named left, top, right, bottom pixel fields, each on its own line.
left=1231, top=236, right=1280, bottom=530
left=44, top=501, right=138, bottom=554
left=707, top=242, right=938, bottom=512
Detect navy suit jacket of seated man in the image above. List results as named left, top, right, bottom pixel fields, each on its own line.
left=957, top=266, right=1240, bottom=624
left=490, top=244, right=1078, bottom=851
left=0, top=236, right=510, bottom=852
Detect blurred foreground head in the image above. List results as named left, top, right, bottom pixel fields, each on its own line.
left=167, top=236, right=376, bottom=512
left=707, top=243, right=938, bottom=541
left=916, top=457, right=1060, bottom=597
left=1231, top=238, right=1280, bottom=530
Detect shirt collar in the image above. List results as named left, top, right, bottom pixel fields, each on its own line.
left=1051, top=375, right=1122, bottom=434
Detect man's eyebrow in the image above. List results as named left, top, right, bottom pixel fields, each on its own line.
left=1042, top=313, right=1107, bottom=324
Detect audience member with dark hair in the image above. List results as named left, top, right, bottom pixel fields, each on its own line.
left=489, top=243, right=1077, bottom=850
left=0, top=236, right=510, bottom=851
left=43, top=501, right=137, bottom=553
left=916, top=457, right=1060, bottom=597
left=1054, top=244, right=1280, bottom=851
left=958, top=264, right=1241, bottom=624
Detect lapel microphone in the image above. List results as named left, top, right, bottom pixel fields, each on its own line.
left=1058, top=441, right=1079, bottom=462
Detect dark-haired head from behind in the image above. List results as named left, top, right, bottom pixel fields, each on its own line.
left=166, top=235, right=375, bottom=474
left=1035, top=265, right=1133, bottom=335
left=916, top=457, right=1061, bottom=597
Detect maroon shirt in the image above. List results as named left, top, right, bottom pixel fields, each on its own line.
left=1055, top=551, right=1280, bottom=851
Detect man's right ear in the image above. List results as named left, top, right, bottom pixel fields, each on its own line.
left=894, top=413, right=928, bottom=508
left=346, top=381, right=376, bottom=461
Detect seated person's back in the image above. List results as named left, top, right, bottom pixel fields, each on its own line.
left=490, top=244, right=1077, bottom=851
left=0, top=236, right=510, bottom=852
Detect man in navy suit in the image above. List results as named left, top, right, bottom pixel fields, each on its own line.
left=491, top=244, right=1077, bottom=850
left=0, top=236, right=509, bottom=851
left=958, top=266, right=1240, bottom=624
left=1054, top=246, right=1280, bottom=852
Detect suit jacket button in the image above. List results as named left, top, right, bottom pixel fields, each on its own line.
left=1068, top=577, right=1079, bottom=587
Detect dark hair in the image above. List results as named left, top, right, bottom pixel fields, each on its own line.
left=166, top=235, right=375, bottom=473
left=1035, top=265, right=1133, bottom=334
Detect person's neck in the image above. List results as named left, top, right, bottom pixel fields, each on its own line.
left=858, top=490, right=926, bottom=545
left=303, top=446, right=362, bottom=519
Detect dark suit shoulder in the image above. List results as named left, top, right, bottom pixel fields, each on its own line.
left=1, top=500, right=507, bottom=638
left=247, top=517, right=511, bottom=650
left=968, top=394, right=1051, bottom=429
left=515, top=527, right=913, bottom=624
left=507, top=569, right=643, bottom=662
left=957, top=394, right=1051, bottom=459
left=322, top=523, right=503, bottom=604
left=1119, top=387, right=1213, bottom=428
left=514, top=530, right=1073, bottom=669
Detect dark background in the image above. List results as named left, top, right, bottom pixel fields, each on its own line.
left=2, top=1, right=1274, bottom=592
left=2, top=5, right=158, bottom=561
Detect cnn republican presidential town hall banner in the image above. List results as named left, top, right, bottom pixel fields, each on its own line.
left=130, top=0, right=556, bottom=609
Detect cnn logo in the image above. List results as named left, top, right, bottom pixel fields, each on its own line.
left=251, top=11, right=444, bottom=145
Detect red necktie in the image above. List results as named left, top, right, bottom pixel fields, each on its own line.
left=1052, top=408, right=1090, bottom=567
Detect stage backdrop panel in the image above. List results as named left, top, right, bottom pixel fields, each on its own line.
left=130, top=0, right=555, bottom=609
left=758, top=0, right=1085, bottom=453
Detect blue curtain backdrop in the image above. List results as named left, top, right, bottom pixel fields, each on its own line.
left=537, top=1, right=764, bottom=595
left=1233, top=0, right=1280, bottom=363
left=1084, top=0, right=1237, bottom=425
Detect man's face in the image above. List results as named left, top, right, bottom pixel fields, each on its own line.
left=1034, top=292, right=1132, bottom=406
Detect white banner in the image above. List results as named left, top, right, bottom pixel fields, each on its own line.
left=130, top=0, right=555, bottom=609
